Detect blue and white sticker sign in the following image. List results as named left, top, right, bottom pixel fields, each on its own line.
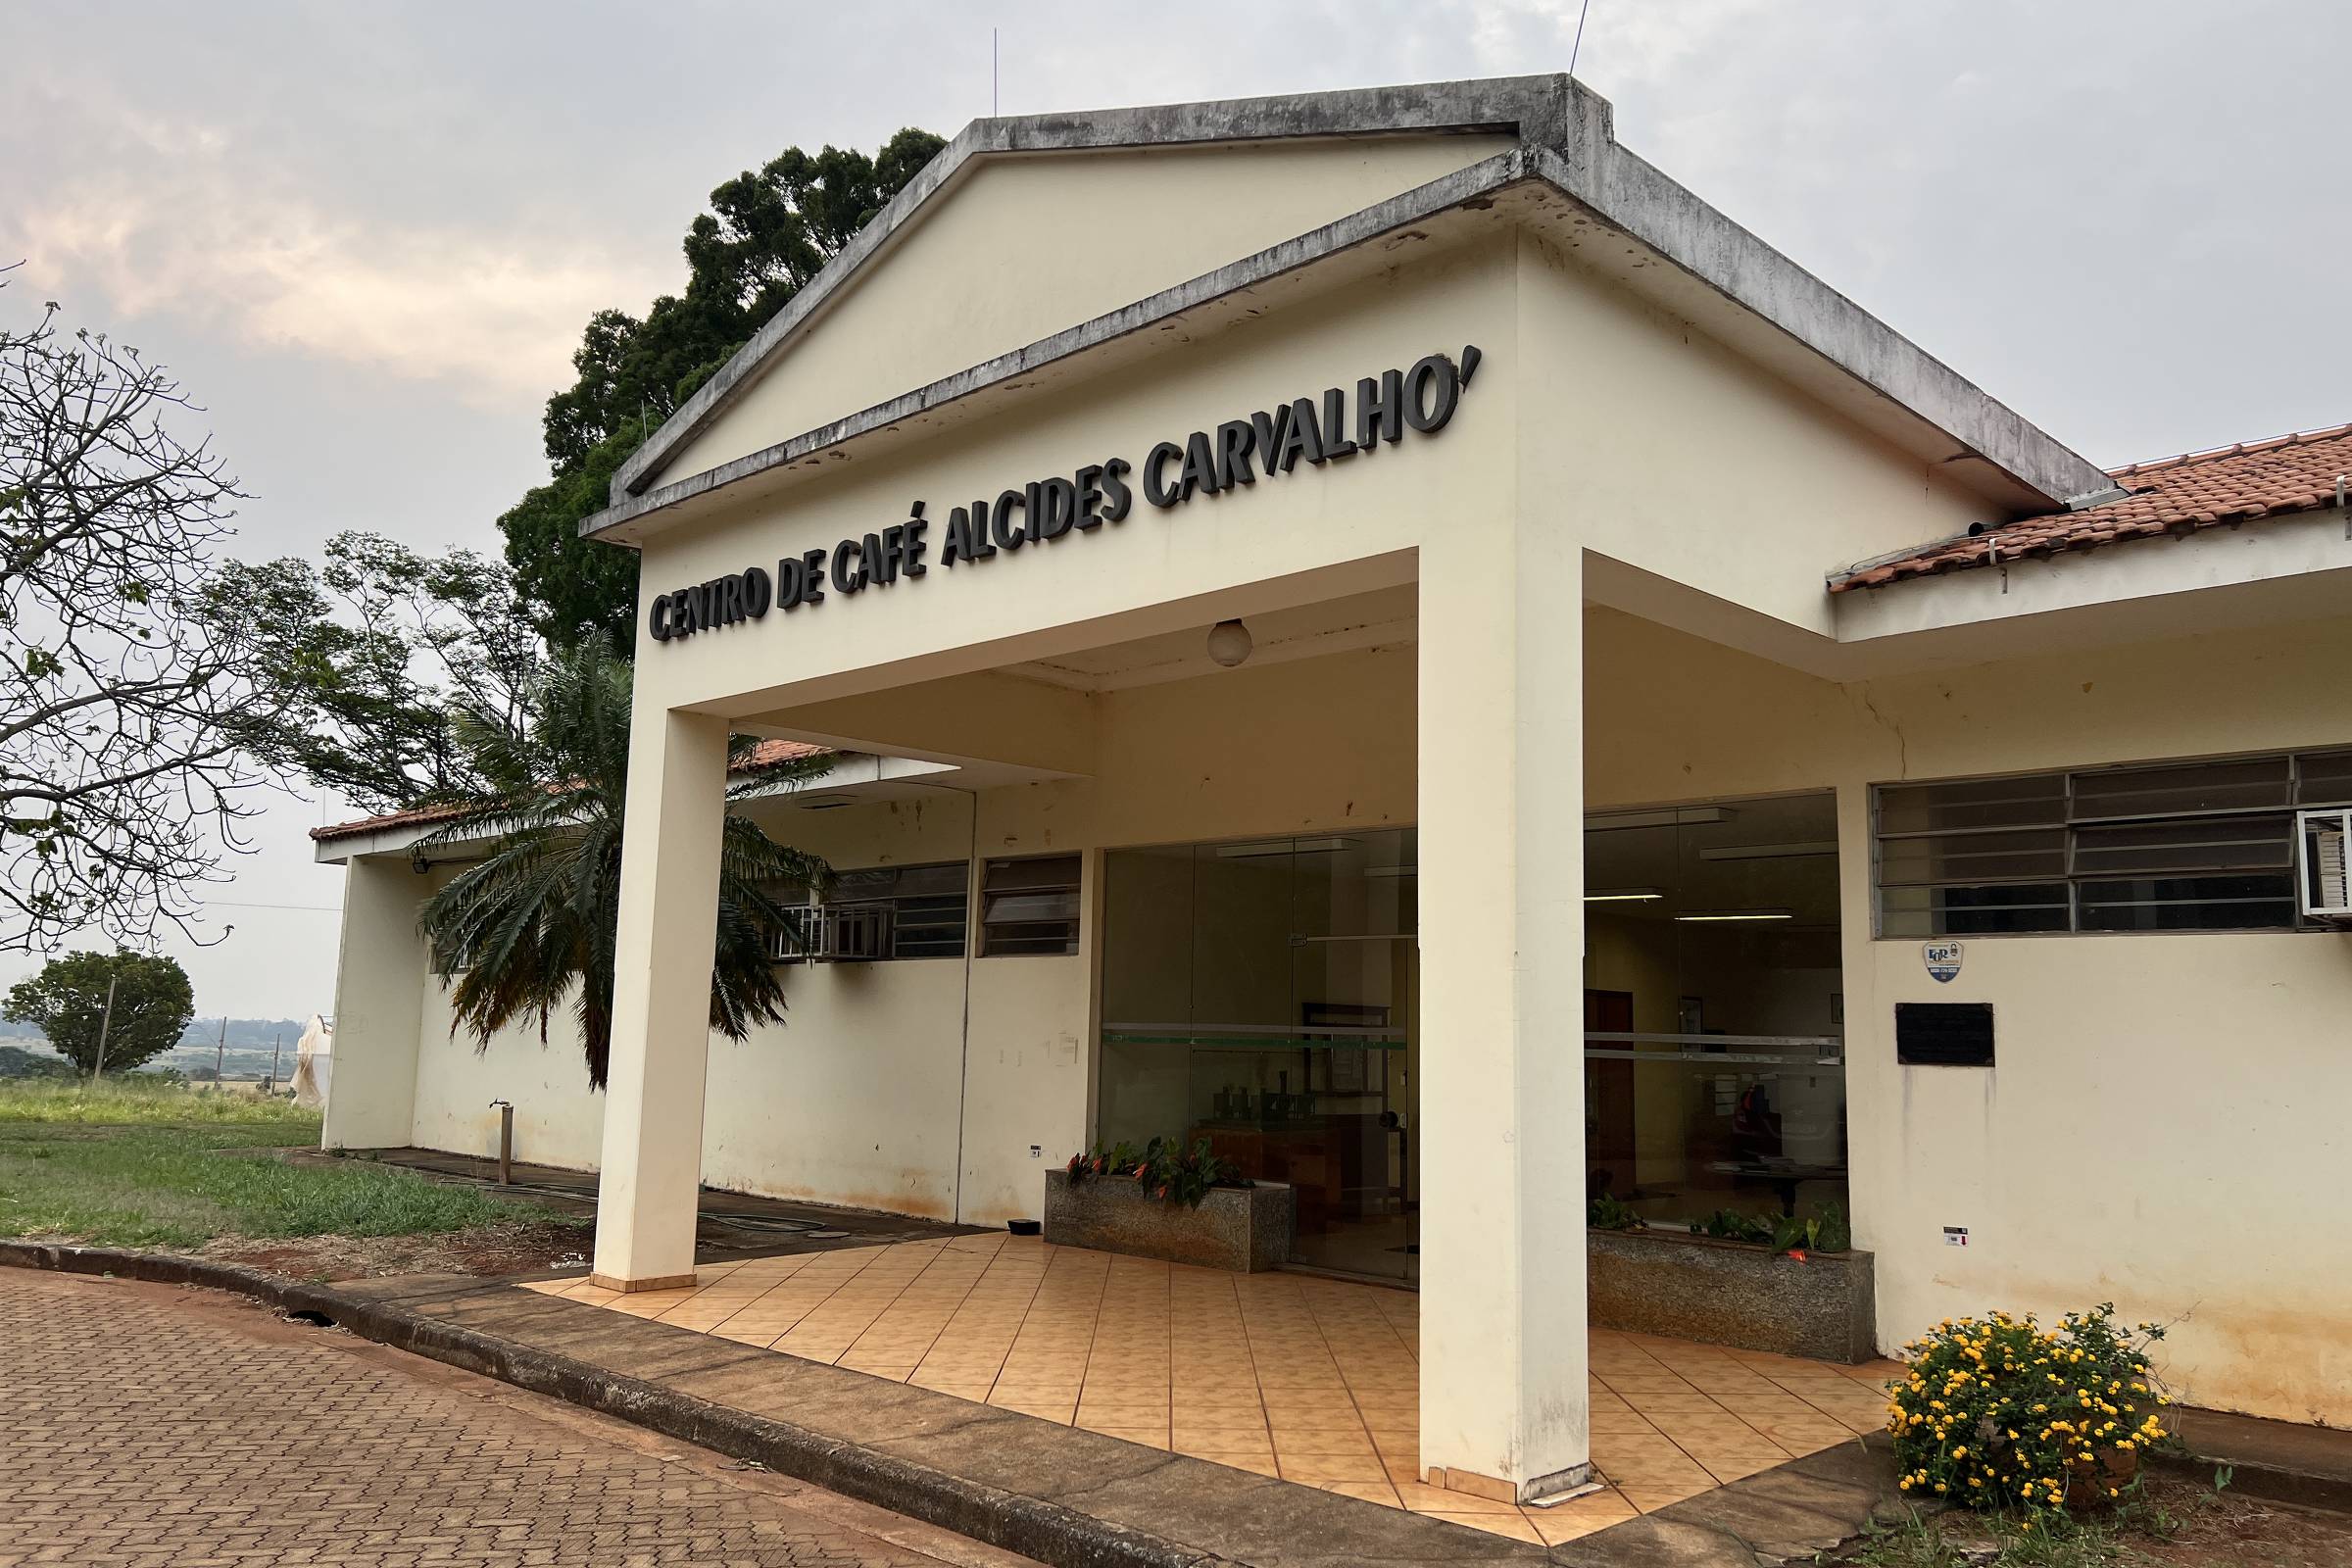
left=1923, top=942, right=1964, bottom=983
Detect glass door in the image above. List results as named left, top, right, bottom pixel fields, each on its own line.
left=1098, top=829, right=1420, bottom=1285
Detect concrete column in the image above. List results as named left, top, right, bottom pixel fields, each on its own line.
left=320, top=855, right=427, bottom=1150
left=1414, top=541, right=1590, bottom=1504
left=590, top=705, right=731, bottom=1292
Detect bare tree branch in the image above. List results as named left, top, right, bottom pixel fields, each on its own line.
left=0, top=271, right=287, bottom=953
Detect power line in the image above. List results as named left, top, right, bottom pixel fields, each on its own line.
left=1570, top=0, right=1592, bottom=77
left=206, top=900, right=342, bottom=913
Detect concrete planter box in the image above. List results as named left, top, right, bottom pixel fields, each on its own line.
left=1043, top=1169, right=1294, bottom=1272
left=1588, top=1228, right=1877, bottom=1364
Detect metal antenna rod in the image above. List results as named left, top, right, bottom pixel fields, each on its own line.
left=1569, top=0, right=1592, bottom=76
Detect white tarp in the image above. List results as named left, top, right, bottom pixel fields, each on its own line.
left=289, top=1013, right=333, bottom=1109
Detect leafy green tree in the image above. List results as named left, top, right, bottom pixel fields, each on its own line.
left=495, top=430, right=645, bottom=655
left=214, top=531, right=539, bottom=815
left=3, top=950, right=195, bottom=1076
left=0, top=1043, right=73, bottom=1079
left=505, top=128, right=946, bottom=651
left=415, top=635, right=830, bottom=1089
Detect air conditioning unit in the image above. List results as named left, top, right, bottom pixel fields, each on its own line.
left=2298, top=808, right=2352, bottom=923
left=763, top=904, right=891, bottom=962
left=812, top=904, right=891, bottom=961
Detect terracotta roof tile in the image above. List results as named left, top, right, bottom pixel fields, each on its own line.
left=310, top=738, right=831, bottom=843
left=1832, top=419, right=2352, bottom=591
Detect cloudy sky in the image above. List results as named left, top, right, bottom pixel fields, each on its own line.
left=5, top=0, right=2346, bottom=1019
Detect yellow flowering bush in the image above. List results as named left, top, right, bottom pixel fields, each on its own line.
left=1887, top=1303, right=2169, bottom=1514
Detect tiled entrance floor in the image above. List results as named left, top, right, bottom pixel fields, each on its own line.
left=525, top=1233, right=1904, bottom=1545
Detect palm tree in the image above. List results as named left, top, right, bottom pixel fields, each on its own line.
left=415, top=635, right=829, bottom=1088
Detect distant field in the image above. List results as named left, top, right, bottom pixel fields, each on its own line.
left=0, top=1079, right=549, bottom=1250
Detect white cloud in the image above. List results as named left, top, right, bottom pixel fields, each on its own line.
left=5, top=94, right=666, bottom=404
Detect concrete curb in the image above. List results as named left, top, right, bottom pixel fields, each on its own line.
left=0, top=1243, right=1222, bottom=1568
left=2151, top=1440, right=2352, bottom=1516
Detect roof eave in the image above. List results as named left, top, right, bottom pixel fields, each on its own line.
left=593, top=74, right=2110, bottom=546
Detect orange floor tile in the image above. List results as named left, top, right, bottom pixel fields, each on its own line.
left=524, top=1234, right=1901, bottom=1544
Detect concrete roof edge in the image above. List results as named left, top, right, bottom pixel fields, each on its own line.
left=610, top=74, right=1593, bottom=502
left=312, top=750, right=887, bottom=864
left=1532, top=142, right=2109, bottom=505
left=602, top=72, right=2108, bottom=531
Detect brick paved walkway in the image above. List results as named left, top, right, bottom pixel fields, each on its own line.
left=0, top=1269, right=1035, bottom=1568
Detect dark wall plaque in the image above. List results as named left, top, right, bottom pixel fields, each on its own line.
left=1895, top=1002, right=1995, bottom=1066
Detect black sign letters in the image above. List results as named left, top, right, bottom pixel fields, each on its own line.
left=647, top=345, right=1480, bottom=644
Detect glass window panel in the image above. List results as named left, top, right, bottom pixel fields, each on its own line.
left=1877, top=774, right=2066, bottom=834
left=2072, top=815, right=2292, bottom=877
left=2297, top=750, right=2352, bottom=806
left=2078, top=875, right=2296, bottom=931
left=1878, top=882, right=2069, bottom=936
left=890, top=892, right=967, bottom=958
left=1877, top=827, right=2065, bottom=887
left=830, top=867, right=900, bottom=900
left=2070, top=757, right=2290, bottom=819
left=983, top=855, right=1080, bottom=893
left=984, top=890, right=1078, bottom=926
left=982, top=929, right=1080, bottom=956
left=892, top=862, right=970, bottom=899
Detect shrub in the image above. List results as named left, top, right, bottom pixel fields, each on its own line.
left=1686, top=1202, right=1850, bottom=1255
left=1064, top=1135, right=1242, bottom=1208
left=1888, top=1303, right=2169, bottom=1514
left=1587, top=1193, right=1645, bottom=1231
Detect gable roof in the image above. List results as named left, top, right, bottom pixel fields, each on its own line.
left=587, top=74, right=2109, bottom=546
left=1832, top=420, right=2352, bottom=591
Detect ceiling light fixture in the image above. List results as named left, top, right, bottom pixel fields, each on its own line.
left=1585, top=888, right=1665, bottom=902
left=1205, top=618, right=1253, bottom=667
left=1672, top=908, right=1794, bottom=922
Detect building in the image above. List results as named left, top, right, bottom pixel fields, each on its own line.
left=314, top=76, right=2352, bottom=1506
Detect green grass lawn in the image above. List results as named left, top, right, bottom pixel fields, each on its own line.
left=0, top=1078, right=543, bottom=1249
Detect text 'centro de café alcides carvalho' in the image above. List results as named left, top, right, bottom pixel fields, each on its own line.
left=645, top=346, right=1481, bottom=644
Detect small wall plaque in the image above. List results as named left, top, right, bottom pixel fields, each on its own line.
left=1896, top=1001, right=1994, bottom=1066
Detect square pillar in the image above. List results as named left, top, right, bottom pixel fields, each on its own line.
left=320, top=855, right=426, bottom=1150
left=590, top=704, right=731, bottom=1292
left=1415, top=542, right=1590, bottom=1503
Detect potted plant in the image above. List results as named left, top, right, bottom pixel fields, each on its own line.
left=1586, top=1200, right=1877, bottom=1362
left=1044, top=1135, right=1294, bottom=1270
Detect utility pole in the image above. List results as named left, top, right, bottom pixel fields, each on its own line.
left=269, top=1029, right=283, bottom=1094
left=213, top=1016, right=226, bottom=1092
left=92, top=975, right=119, bottom=1080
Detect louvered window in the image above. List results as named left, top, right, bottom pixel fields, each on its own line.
left=1875, top=749, right=2352, bottom=935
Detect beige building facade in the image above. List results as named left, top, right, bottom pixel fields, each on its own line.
left=318, top=77, right=2352, bottom=1502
